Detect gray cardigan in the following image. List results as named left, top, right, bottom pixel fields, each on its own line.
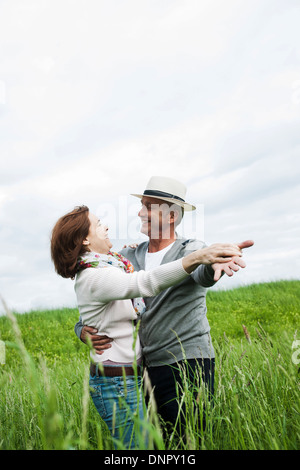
left=74, top=237, right=216, bottom=367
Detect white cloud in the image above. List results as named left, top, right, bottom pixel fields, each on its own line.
left=0, top=0, right=299, bottom=313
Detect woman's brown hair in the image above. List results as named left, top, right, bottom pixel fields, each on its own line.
left=51, top=205, right=90, bottom=279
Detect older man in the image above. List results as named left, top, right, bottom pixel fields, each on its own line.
left=75, top=176, right=253, bottom=434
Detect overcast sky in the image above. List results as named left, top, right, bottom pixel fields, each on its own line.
left=0, top=0, right=299, bottom=315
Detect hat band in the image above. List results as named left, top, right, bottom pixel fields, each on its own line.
left=143, top=189, right=185, bottom=202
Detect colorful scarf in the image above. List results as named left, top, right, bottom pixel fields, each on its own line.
left=77, top=251, right=146, bottom=316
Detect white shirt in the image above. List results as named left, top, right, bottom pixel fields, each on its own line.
left=145, top=242, right=175, bottom=271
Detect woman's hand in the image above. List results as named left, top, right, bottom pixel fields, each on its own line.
left=196, top=243, right=242, bottom=265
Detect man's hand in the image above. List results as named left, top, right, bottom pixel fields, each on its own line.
left=212, top=256, right=246, bottom=281
left=80, top=326, right=113, bottom=355
left=211, top=239, right=254, bottom=282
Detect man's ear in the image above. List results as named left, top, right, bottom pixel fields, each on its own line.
left=169, top=210, right=179, bottom=225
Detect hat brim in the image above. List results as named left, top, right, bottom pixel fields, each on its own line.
left=130, top=194, right=196, bottom=211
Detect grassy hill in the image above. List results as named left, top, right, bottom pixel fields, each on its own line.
left=207, top=279, right=300, bottom=340
left=0, top=280, right=299, bottom=366
left=0, top=280, right=299, bottom=450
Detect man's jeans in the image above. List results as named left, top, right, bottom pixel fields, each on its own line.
left=147, top=358, right=215, bottom=434
left=89, top=374, right=145, bottom=449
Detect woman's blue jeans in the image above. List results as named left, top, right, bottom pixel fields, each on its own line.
left=89, top=373, right=146, bottom=449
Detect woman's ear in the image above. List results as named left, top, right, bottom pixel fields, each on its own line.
left=82, top=238, right=90, bottom=246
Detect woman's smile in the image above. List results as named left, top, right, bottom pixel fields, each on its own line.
left=85, top=213, right=113, bottom=253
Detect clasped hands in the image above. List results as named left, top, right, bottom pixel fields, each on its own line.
left=211, top=239, right=254, bottom=281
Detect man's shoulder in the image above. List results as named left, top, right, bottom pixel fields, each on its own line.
left=120, top=241, right=149, bottom=270
left=120, top=238, right=207, bottom=262
left=179, top=238, right=206, bottom=252
left=120, top=241, right=148, bottom=257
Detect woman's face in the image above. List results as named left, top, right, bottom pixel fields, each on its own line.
left=84, top=213, right=113, bottom=254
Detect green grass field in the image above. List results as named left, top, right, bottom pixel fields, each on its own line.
left=0, top=280, right=299, bottom=450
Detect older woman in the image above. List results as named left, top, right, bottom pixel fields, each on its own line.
left=50, top=205, right=242, bottom=449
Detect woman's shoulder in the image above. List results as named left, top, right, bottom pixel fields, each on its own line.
left=76, top=264, right=119, bottom=279
left=75, top=266, right=110, bottom=286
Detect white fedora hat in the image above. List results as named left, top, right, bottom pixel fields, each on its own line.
left=131, top=176, right=196, bottom=211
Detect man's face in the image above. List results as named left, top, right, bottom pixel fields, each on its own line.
left=138, top=196, right=174, bottom=239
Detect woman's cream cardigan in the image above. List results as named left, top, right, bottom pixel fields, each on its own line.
left=74, top=257, right=189, bottom=364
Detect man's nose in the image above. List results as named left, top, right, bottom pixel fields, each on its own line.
left=138, top=205, right=146, bottom=217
